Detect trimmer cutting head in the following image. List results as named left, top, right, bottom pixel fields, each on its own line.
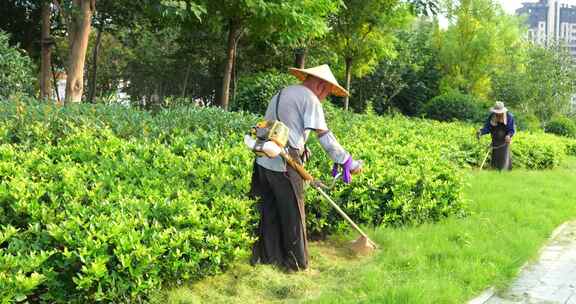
left=350, top=235, right=377, bottom=255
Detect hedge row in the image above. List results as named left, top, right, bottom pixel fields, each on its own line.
left=0, top=102, right=257, bottom=302
left=0, top=99, right=573, bottom=302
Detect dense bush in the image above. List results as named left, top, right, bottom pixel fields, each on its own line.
left=512, top=111, right=542, bottom=132
left=0, top=99, right=570, bottom=302
left=563, top=139, right=576, bottom=156
left=0, top=101, right=257, bottom=302
left=232, top=71, right=296, bottom=114
left=545, top=116, right=576, bottom=138
left=424, top=92, right=488, bottom=123
left=0, top=31, right=35, bottom=99
left=512, top=133, right=566, bottom=168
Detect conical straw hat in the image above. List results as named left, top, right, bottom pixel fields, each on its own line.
left=490, top=101, right=508, bottom=114
left=288, top=64, right=350, bottom=97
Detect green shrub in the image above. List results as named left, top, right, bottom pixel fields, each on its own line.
left=424, top=92, right=488, bottom=123
left=566, top=141, right=576, bottom=156
left=232, top=71, right=295, bottom=114
left=545, top=116, right=576, bottom=138
left=0, top=99, right=570, bottom=301
left=557, top=137, right=576, bottom=156
left=513, top=111, right=542, bottom=132
left=0, top=31, right=35, bottom=99
left=0, top=101, right=257, bottom=302
left=509, top=132, right=566, bottom=169
left=302, top=105, right=468, bottom=235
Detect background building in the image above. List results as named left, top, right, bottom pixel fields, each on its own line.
left=517, top=0, right=576, bottom=56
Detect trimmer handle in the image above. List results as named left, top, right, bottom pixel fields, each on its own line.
left=279, top=151, right=314, bottom=181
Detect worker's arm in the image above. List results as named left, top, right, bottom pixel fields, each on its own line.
left=504, top=113, right=516, bottom=144
left=315, top=129, right=362, bottom=174
left=302, top=97, right=361, bottom=176
left=506, top=113, right=516, bottom=137
left=479, top=114, right=492, bottom=136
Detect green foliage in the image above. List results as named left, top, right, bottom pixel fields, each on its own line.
left=545, top=116, right=576, bottom=138
left=232, top=71, right=296, bottom=114
left=244, top=0, right=341, bottom=48
left=122, top=27, right=185, bottom=106
left=85, top=31, right=133, bottom=99
left=0, top=99, right=570, bottom=301
left=563, top=139, right=576, bottom=156
left=326, top=0, right=412, bottom=110
left=408, top=0, right=440, bottom=16
left=0, top=31, right=35, bottom=99
left=303, top=105, right=467, bottom=235
left=158, top=0, right=206, bottom=21
left=512, top=111, right=541, bottom=132
left=163, top=159, right=576, bottom=304
left=0, top=100, right=257, bottom=302
left=437, top=0, right=526, bottom=99
left=328, top=0, right=411, bottom=76
left=423, top=92, right=487, bottom=122
left=511, top=132, right=566, bottom=169
left=524, top=44, right=576, bottom=123
left=491, top=68, right=530, bottom=112
left=304, top=104, right=568, bottom=235
left=491, top=43, right=576, bottom=126
left=352, top=20, right=441, bottom=115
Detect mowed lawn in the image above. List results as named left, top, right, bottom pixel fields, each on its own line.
left=156, top=158, right=576, bottom=304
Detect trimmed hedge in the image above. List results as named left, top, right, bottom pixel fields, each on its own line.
left=0, top=99, right=570, bottom=302
left=545, top=116, right=576, bottom=138
left=0, top=101, right=257, bottom=302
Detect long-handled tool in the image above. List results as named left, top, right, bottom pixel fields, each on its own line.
left=478, top=143, right=508, bottom=170
left=280, top=151, right=377, bottom=255
left=479, top=146, right=491, bottom=170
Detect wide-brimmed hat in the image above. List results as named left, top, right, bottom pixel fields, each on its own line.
left=490, top=101, right=508, bottom=114
left=288, top=64, right=350, bottom=97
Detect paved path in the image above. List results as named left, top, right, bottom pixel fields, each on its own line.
left=471, top=221, right=576, bottom=304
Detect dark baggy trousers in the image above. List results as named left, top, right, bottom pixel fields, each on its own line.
left=490, top=123, right=512, bottom=171
left=249, top=150, right=308, bottom=271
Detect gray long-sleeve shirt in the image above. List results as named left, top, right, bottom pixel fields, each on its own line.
left=256, top=85, right=328, bottom=172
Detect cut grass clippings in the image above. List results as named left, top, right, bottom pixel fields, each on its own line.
left=156, top=158, right=576, bottom=304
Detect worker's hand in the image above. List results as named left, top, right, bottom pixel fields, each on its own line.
left=332, top=156, right=362, bottom=184
left=302, top=146, right=312, bottom=163
left=244, top=135, right=281, bottom=158
left=350, top=159, right=363, bottom=175
left=505, top=135, right=511, bottom=144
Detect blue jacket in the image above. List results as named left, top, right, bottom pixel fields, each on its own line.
left=480, top=112, right=515, bottom=137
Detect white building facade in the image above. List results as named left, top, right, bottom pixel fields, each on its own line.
left=518, top=0, right=576, bottom=57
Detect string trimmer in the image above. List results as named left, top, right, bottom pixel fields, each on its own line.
left=244, top=120, right=376, bottom=255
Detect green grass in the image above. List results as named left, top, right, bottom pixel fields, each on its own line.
left=156, top=158, right=576, bottom=304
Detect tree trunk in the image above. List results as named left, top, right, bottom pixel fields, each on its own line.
left=344, top=57, right=353, bottom=111
left=88, top=26, right=102, bottom=103
left=217, top=18, right=242, bottom=111
left=181, top=63, right=191, bottom=97
left=40, top=1, right=52, bottom=100
left=51, top=60, right=61, bottom=103
left=65, top=0, right=95, bottom=103
left=214, top=74, right=223, bottom=106
left=294, top=48, right=307, bottom=69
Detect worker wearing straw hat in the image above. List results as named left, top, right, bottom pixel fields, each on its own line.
left=477, top=101, right=516, bottom=170
left=249, top=64, right=363, bottom=271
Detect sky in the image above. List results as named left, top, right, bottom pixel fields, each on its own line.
left=498, top=0, right=524, bottom=14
